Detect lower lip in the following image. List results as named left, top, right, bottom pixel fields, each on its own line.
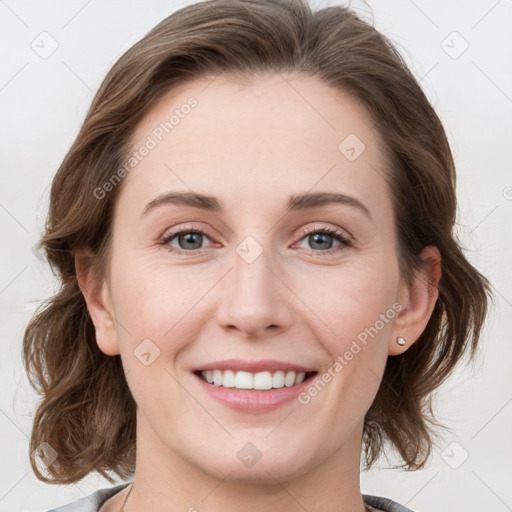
left=193, top=372, right=318, bottom=413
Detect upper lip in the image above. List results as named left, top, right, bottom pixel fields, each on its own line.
left=194, top=359, right=317, bottom=374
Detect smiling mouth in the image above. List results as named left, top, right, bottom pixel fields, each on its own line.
left=194, top=369, right=318, bottom=390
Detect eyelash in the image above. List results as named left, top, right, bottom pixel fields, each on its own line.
left=160, top=225, right=352, bottom=256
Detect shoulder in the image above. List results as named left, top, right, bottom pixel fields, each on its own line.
left=43, top=483, right=131, bottom=512
left=363, top=493, right=416, bottom=512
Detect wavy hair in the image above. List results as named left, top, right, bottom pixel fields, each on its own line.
left=23, top=0, right=493, bottom=484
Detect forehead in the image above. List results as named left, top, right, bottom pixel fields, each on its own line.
left=118, top=73, right=391, bottom=222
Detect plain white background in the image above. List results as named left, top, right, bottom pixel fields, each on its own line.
left=1, top=0, right=511, bottom=511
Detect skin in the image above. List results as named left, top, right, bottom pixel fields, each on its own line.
left=77, top=73, right=441, bottom=512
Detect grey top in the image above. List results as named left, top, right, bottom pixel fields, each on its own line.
left=45, top=482, right=415, bottom=512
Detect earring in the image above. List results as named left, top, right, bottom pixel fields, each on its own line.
left=396, top=336, right=406, bottom=346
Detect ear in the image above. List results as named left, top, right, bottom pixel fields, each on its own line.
left=388, top=245, right=442, bottom=356
left=75, top=248, right=120, bottom=356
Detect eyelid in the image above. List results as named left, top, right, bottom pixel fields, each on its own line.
left=160, top=221, right=215, bottom=241
left=297, top=224, right=352, bottom=243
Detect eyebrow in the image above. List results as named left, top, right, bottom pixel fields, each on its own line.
left=142, top=191, right=373, bottom=221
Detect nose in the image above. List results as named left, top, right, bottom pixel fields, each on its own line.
left=215, top=246, right=293, bottom=338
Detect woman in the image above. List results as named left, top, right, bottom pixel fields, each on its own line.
left=23, top=0, right=492, bottom=511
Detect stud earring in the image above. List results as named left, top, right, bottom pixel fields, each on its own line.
left=396, top=336, right=406, bottom=346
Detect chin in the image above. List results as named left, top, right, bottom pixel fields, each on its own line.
left=190, top=445, right=312, bottom=484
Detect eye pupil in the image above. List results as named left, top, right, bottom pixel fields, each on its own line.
left=309, top=233, right=333, bottom=250
left=179, top=232, right=202, bottom=250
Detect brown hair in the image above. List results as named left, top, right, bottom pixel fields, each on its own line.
left=24, top=0, right=493, bottom=484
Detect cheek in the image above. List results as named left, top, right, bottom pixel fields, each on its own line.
left=109, top=254, right=216, bottom=355
left=108, top=259, right=206, bottom=412
left=296, top=256, right=399, bottom=347
left=295, top=262, right=397, bottom=424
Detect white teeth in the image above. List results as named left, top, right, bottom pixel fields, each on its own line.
left=253, top=371, right=272, bottom=390
left=200, top=369, right=309, bottom=390
left=222, top=369, right=235, bottom=387
left=285, top=371, right=296, bottom=387
left=235, top=371, right=254, bottom=389
left=295, top=372, right=306, bottom=385
left=213, top=369, right=223, bottom=386
left=273, top=370, right=285, bottom=388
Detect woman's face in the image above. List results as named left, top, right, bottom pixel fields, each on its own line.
left=96, top=73, right=412, bottom=483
